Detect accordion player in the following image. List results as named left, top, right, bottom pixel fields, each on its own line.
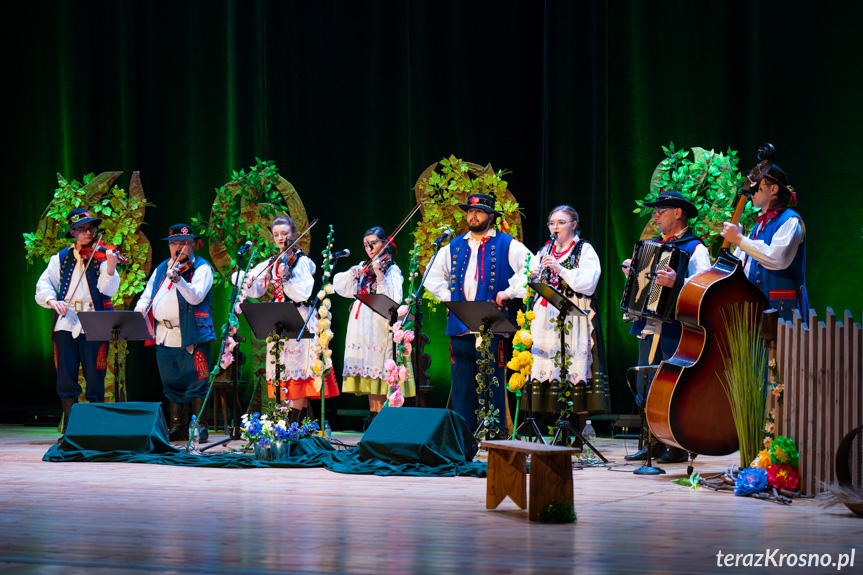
left=620, top=240, right=691, bottom=337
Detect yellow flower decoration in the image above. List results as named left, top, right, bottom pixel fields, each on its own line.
left=516, top=310, right=525, bottom=328
left=771, top=445, right=790, bottom=465
left=507, top=372, right=526, bottom=392
left=525, top=310, right=536, bottom=322
left=751, top=448, right=772, bottom=469
left=514, top=329, right=532, bottom=349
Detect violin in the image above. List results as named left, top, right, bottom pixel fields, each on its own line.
left=168, top=249, right=194, bottom=278
left=79, top=238, right=130, bottom=265
left=273, top=243, right=304, bottom=277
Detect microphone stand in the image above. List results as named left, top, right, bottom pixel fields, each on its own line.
left=296, top=252, right=351, bottom=343
left=401, top=236, right=448, bottom=325
left=193, top=245, right=257, bottom=453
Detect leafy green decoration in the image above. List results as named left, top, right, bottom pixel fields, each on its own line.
left=671, top=472, right=702, bottom=489
left=640, top=143, right=759, bottom=252
left=474, top=323, right=501, bottom=441
left=537, top=502, right=577, bottom=523
left=191, top=158, right=296, bottom=284
left=552, top=312, right=575, bottom=431
left=23, top=173, right=155, bottom=306
left=413, top=155, right=523, bottom=309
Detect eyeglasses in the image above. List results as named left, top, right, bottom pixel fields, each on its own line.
left=547, top=220, right=573, bottom=228
left=71, top=224, right=95, bottom=233
left=652, top=207, right=672, bottom=217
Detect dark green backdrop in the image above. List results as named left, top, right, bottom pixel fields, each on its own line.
left=7, top=1, right=862, bottom=421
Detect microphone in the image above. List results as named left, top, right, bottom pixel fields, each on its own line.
left=433, top=230, right=452, bottom=246
left=331, top=248, right=351, bottom=259
left=237, top=241, right=253, bottom=256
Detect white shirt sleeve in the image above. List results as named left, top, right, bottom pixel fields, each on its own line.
left=377, top=264, right=404, bottom=302
left=424, top=243, right=452, bottom=302
left=557, top=242, right=601, bottom=296
left=281, top=256, right=315, bottom=303
left=233, top=260, right=270, bottom=298
left=134, top=270, right=158, bottom=313
left=685, top=243, right=712, bottom=282
left=174, top=262, right=214, bottom=305
left=332, top=264, right=362, bottom=298
left=738, top=217, right=805, bottom=271
left=504, top=239, right=532, bottom=299
left=96, top=260, right=120, bottom=297
left=35, top=254, right=62, bottom=308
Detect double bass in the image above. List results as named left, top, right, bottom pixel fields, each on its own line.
left=645, top=183, right=768, bottom=456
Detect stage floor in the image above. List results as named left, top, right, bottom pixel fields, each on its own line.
left=0, top=424, right=860, bottom=574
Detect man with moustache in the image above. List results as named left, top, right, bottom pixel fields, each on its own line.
left=425, top=193, right=531, bottom=436
left=135, top=224, right=215, bottom=442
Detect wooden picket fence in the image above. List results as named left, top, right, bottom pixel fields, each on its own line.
left=770, top=308, right=863, bottom=496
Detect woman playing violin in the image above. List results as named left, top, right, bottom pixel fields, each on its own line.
left=241, top=216, right=339, bottom=422
left=35, top=209, right=121, bottom=436
left=333, top=226, right=414, bottom=423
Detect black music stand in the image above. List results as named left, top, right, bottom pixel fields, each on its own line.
left=79, top=310, right=154, bottom=403
left=444, top=301, right=517, bottom=438
left=528, top=282, right=608, bottom=462
left=356, top=293, right=416, bottom=324
left=241, top=302, right=313, bottom=406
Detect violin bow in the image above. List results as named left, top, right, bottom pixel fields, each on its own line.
left=360, top=202, right=423, bottom=273
left=141, top=242, right=197, bottom=316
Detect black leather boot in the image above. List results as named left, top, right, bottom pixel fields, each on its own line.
left=190, top=398, right=209, bottom=443
left=656, top=446, right=690, bottom=464
left=60, top=397, right=78, bottom=436
left=624, top=441, right=667, bottom=461
left=169, top=402, right=189, bottom=442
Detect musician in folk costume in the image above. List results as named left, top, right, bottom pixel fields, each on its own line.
left=333, top=226, right=414, bottom=424
left=720, top=145, right=808, bottom=321
left=35, top=209, right=120, bottom=434
left=621, top=191, right=711, bottom=463
left=135, top=224, right=215, bottom=442
left=425, top=193, right=532, bottom=434
left=525, top=206, right=601, bottom=424
left=238, top=216, right=339, bottom=423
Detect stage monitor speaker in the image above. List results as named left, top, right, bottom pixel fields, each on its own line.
left=358, top=407, right=478, bottom=465
left=63, top=401, right=175, bottom=454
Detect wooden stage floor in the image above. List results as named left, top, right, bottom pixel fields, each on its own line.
left=0, top=424, right=860, bottom=574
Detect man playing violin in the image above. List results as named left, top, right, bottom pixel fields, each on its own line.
left=425, top=193, right=531, bottom=436
left=35, top=208, right=120, bottom=435
left=720, top=146, right=808, bottom=321
left=621, top=191, right=711, bottom=463
left=135, top=224, right=215, bottom=442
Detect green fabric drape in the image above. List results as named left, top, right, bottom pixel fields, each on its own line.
left=8, top=1, right=862, bottom=421
left=44, top=435, right=487, bottom=477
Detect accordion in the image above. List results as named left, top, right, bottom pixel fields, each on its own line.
left=620, top=240, right=691, bottom=323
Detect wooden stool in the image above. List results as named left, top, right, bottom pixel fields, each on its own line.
left=482, top=440, right=579, bottom=521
